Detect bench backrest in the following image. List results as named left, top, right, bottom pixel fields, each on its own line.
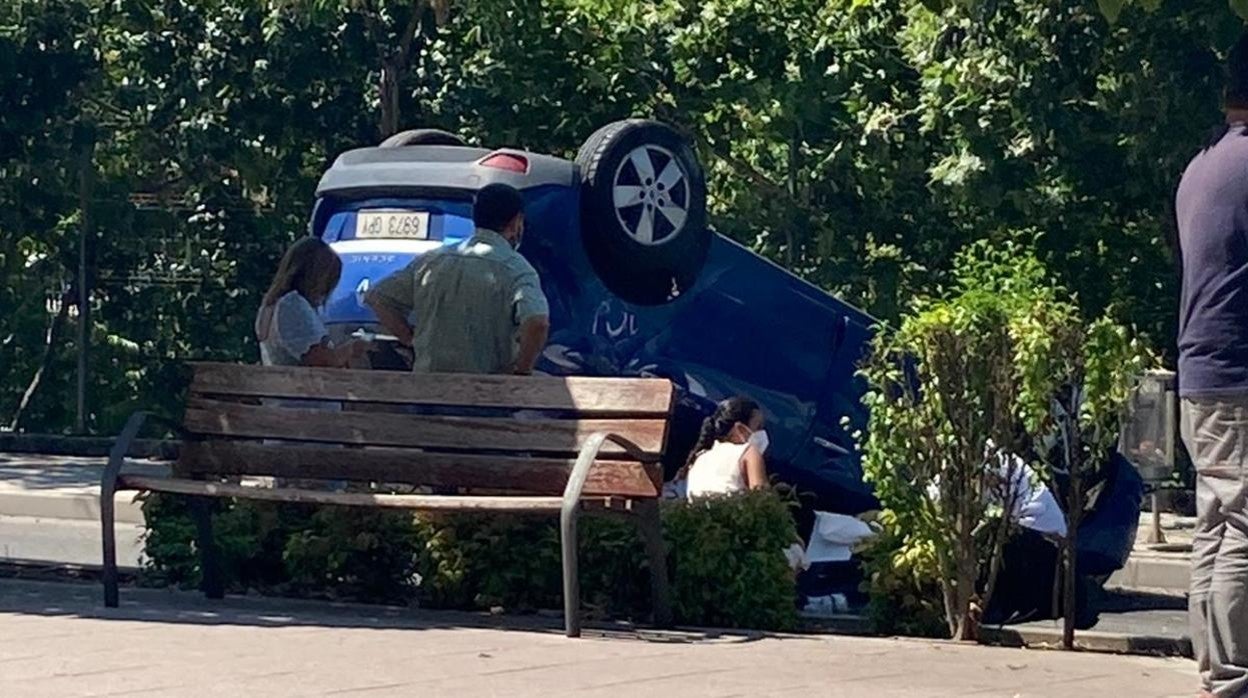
left=176, top=363, right=674, bottom=498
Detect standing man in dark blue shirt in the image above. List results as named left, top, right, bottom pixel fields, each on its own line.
left=1178, top=33, right=1248, bottom=698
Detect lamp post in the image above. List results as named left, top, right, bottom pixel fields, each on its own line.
left=75, top=132, right=96, bottom=435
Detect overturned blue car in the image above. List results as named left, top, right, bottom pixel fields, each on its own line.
left=310, top=120, right=1141, bottom=587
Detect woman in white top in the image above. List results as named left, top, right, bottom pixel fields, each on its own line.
left=255, top=238, right=366, bottom=368
left=684, top=397, right=770, bottom=501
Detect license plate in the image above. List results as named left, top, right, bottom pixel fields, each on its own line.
left=356, top=210, right=430, bottom=240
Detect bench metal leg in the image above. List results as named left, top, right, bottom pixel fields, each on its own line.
left=191, top=496, right=224, bottom=600
left=560, top=502, right=581, bottom=638
left=102, top=412, right=149, bottom=608
left=560, top=432, right=614, bottom=639
left=101, top=493, right=119, bottom=608
left=561, top=431, right=660, bottom=639
left=635, top=500, right=673, bottom=628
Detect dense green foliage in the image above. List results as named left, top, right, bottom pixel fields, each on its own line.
left=663, top=490, right=800, bottom=630
left=1, top=0, right=1242, bottom=433
left=139, top=489, right=800, bottom=631
left=141, top=492, right=426, bottom=601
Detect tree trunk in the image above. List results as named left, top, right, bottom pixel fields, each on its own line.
left=949, top=572, right=979, bottom=641
left=784, top=126, right=799, bottom=269
left=955, top=552, right=981, bottom=641
left=946, top=526, right=981, bottom=641
left=1062, top=472, right=1084, bottom=650
left=937, top=546, right=960, bottom=638
left=75, top=137, right=95, bottom=435
left=379, top=58, right=401, bottom=139
left=979, top=514, right=1011, bottom=624
left=8, top=288, right=74, bottom=432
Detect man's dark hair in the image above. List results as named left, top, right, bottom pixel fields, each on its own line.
left=1229, top=33, right=1248, bottom=109
left=473, top=183, right=524, bottom=232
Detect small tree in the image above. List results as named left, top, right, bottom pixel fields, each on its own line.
left=862, top=239, right=1145, bottom=642
left=1014, top=311, right=1146, bottom=648
left=861, top=274, right=1030, bottom=641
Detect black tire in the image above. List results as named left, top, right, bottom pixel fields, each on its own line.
left=379, top=129, right=466, bottom=148
left=576, top=120, right=709, bottom=305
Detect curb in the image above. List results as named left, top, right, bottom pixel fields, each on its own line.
left=0, top=558, right=140, bottom=581
left=0, top=576, right=761, bottom=645
left=0, top=489, right=146, bottom=525
left=798, top=613, right=875, bottom=636
left=1108, top=555, right=1191, bottom=594
left=982, top=625, right=1193, bottom=659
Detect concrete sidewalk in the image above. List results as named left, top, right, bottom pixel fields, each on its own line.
left=0, top=454, right=167, bottom=524
left=0, top=452, right=167, bottom=525
left=1108, top=511, right=1196, bottom=595
left=0, top=453, right=159, bottom=569
left=0, top=579, right=1197, bottom=698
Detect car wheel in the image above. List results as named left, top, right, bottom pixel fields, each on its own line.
left=379, top=129, right=466, bottom=148
left=576, top=120, right=709, bottom=305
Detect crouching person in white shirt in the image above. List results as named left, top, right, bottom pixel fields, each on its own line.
left=981, top=451, right=1090, bottom=627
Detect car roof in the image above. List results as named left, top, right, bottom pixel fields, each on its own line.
left=316, top=145, right=578, bottom=199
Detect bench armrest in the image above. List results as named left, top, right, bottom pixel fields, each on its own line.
left=561, top=432, right=655, bottom=517
left=102, top=412, right=187, bottom=497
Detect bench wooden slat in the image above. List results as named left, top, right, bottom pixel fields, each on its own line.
left=117, top=475, right=578, bottom=511
left=183, top=399, right=667, bottom=455
left=190, top=363, right=674, bottom=416
left=178, top=441, right=661, bottom=498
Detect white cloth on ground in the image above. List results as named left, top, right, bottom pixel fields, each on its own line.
left=805, top=511, right=877, bottom=563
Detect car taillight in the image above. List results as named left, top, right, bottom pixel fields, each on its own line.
left=479, top=152, right=529, bottom=173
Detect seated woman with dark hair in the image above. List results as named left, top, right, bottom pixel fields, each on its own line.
left=683, top=397, right=770, bottom=501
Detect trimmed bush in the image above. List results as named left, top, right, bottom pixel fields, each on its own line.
left=666, top=490, right=799, bottom=631
left=138, top=488, right=799, bottom=631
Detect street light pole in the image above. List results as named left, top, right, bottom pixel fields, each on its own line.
left=76, top=137, right=95, bottom=435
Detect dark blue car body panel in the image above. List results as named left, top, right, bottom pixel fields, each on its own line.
left=311, top=144, right=1139, bottom=568
left=1075, top=453, right=1144, bottom=576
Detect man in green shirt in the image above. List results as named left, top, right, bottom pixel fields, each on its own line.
left=366, top=183, right=551, bottom=375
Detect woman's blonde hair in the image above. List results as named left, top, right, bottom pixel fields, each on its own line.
left=262, top=237, right=343, bottom=308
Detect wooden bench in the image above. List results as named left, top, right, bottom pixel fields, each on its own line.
left=101, top=362, right=674, bottom=637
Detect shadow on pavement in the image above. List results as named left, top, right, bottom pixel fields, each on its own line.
left=0, top=577, right=763, bottom=645
left=1094, top=587, right=1187, bottom=613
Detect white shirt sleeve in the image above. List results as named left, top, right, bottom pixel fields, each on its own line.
left=274, top=292, right=329, bottom=361
left=1001, top=452, right=1068, bottom=538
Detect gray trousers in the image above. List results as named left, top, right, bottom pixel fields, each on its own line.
left=1185, top=396, right=1248, bottom=697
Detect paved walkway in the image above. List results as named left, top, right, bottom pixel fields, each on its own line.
left=0, top=453, right=157, bottom=568
left=0, top=580, right=1196, bottom=697
left=0, top=452, right=164, bottom=524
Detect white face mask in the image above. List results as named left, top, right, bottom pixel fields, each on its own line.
left=747, top=429, right=770, bottom=455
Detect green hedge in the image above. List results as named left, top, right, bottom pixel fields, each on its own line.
left=857, top=510, right=948, bottom=638
left=138, top=489, right=799, bottom=631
